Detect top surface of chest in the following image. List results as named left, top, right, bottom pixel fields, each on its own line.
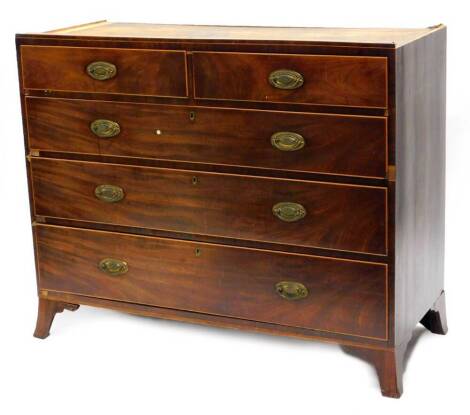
left=21, top=21, right=440, bottom=47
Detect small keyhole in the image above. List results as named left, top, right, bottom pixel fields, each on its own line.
left=195, top=248, right=201, bottom=257
left=189, top=111, right=196, bottom=121
left=192, top=176, right=198, bottom=185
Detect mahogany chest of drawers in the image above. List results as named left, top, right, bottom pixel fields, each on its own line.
left=16, top=21, right=447, bottom=398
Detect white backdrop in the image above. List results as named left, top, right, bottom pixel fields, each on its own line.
left=1, top=1, right=468, bottom=413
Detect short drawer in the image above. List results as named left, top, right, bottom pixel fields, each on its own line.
left=36, top=225, right=388, bottom=339
left=27, top=97, right=387, bottom=178
left=193, top=52, right=387, bottom=108
left=31, top=158, right=387, bottom=255
left=20, top=46, right=188, bottom=97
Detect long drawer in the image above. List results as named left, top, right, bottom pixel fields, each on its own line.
left=31, top=158, right=387, bottom=255
left=20, top=46, right=188, bottom=97
left=193, top=52, right=387, bottom=108
left=27, top=97, right=387, bottom=179
left=36, top=225, right=388, bottom=339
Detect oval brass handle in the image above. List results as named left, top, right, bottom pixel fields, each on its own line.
left=275, top=281, right=308, bottom=300
left=98, top=258, right=128, bottom=276
left=269, top=69, right=304, bottom=90
left=271, top=132, right=305, bottom=151
left=272, top=202, right=306, bottom=222
left=95, top=184, right=125, bottom=203
left=90, top=119, right=121, bottom=138
left=86, top=61, right=117, bottom=80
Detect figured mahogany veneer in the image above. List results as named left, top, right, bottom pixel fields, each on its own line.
left=31, top=158, right=387, bottom=255
left=26, top=97, right=387, bottom=178
left=16, top=21, right=447, bottom=398
left=193, top=52, right=387, bottom=108
left=35, top=225, right=387, bottom=339
left=21, top=46, right=188, bottom=97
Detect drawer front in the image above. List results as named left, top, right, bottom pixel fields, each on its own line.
left=36, top=225, right=388, bottom=339
left=21, top=46, right=188, bottom=97
left=31, top=158, right=387, bottom=255
left=193, top=52, right=387, bottom=108
left=27, top=97, right=387, bottom=179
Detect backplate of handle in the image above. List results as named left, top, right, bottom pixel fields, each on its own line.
left=272, top=202, right=306, bottom=222
left=98, top=258, right=128, bottom=276
left=275, top=281, right=308, bottom=300
left=90, top=119, right=121, bottom=138
left=86, top=61, right=117, bottom=80
left=269, top=69, right=304, bottom=90
left=94, top=184, right=125, bottom=203
left=271, top=132, right=305, bottom=151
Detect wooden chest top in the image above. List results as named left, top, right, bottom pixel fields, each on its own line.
left=24, top=20, right=441, bottom=47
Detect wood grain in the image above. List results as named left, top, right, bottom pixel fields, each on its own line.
left=16, top=22, right=448, bottom=397
left=193, top=52, right=387, bottom=108
left=36, top=225, right=387, bottom=339
left=341, top=342, right=407, bottom=398
left=21, top=46, right=188, bottom=97
left=394, top=26, right=446, bottom=345
left=33, top=297, right=79, bottom=339
left=31, top=158, right=387, bottom=255
left=26, top=97, right=387, bottom=178
left=42, top=290, right=391, bottom=347
left=40, top=22, right=442, bottom=48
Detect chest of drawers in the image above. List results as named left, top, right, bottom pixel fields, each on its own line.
left=16, top=21, right=447, bottom=398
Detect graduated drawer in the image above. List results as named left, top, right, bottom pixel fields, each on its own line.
left=20, top=46, right=187, bottom=97
left=27, top=97, right=387, bottom=179
left=31, top=158, right=387, bottom=255
left=193, top=52, right=387, bottom=108
left=36, top=225, right=388, bottom=340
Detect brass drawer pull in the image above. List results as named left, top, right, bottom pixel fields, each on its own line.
left=269, top=69, right=304, bottom=90
left=98, top=258, right=128, bottom=276
left=275, top=281, right=308, bottom=300
left=95, top=184, right=125, bottom=203
left=86, top=61, right=117, bottom=80
left=90, top=119, right=121, bottom=138
left=272, top=202, right=306, bottom=222
left=271, top=132, right=305, bottom=151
